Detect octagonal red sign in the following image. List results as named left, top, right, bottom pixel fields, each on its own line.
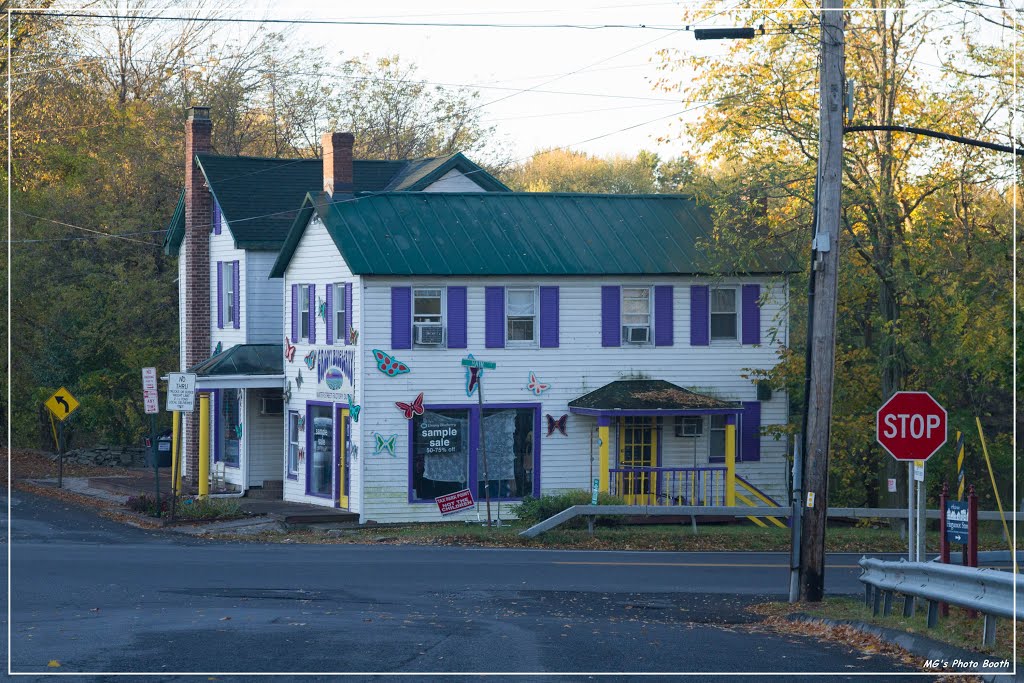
left=876, top=391, right=948, bottom=461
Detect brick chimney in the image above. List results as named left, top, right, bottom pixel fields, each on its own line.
left=183, top=105, right=212, bottom=485
left=322, top=132, right=355, bottom=196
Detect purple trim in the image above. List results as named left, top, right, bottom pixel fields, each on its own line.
left=408, top=403, right=472, bottom=504
left=571, top=407, right=742, bottom=417
left=484, top=286, right=505, bottom=348
left=287, top=409, right=299, bottom=479
left=212, top=389, right=221, bottom=463
left=391, top=287, right=412, bottom=349
left=601, top=286, right=620, bottom=347
left=344, top=283, right=353, bottom=346
left=325, top=284, right=334, bottom=345
left=690, top=285, right=709, bottom=346
left=447, top=286, right=467, bottom=349
left=213, top=200, right=221, bottom=235
left=597, top=416, right=611, bottom=427
left=539, top=286, right=559, bottom=348
left=741, top=401, right=761, bottom=462
left=742, top=284, right=761, bottom=345
left=308, top=285, right=316, bottom=344
left=305, top=400, right=333, bottom=499
left=232, top=260, right=240, bottom=329
left=654, top=285, right=673, bottom=346
left=216, top=262, right=224, bottom=329
left=655, top=418, right=663, bottom=498
left=291, top=284, right=298, bottom=341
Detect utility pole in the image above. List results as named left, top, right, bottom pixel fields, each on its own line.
left=799, top=0, right=845, bottom=602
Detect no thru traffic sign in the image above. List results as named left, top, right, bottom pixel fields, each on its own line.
left=166, top=373, right=197, bottom=412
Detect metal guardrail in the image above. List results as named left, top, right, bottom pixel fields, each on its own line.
left=859, top=556, right=1022, bottom=646
left=518, top=504, right=1020, bottom=538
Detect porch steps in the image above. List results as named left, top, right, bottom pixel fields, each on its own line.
left=245, top=480, right=284, bottom=500
left=735, top=475, right=787, bottom=528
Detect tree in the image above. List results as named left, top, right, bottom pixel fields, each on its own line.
left=502, top=148, right=699, bottom=194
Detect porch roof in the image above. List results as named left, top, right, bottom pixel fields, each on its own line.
left=187, top=343, right=283, bottom=377
left=568, top=379, right=740, bottom=417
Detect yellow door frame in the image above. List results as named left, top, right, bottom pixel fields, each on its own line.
left=337, top=406, right=350, bottom=509
left=618, top=417, right=657, bottom=504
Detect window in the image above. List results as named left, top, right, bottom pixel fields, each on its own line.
left=300, top=286, right=310, bottom=340
left=709, top=415, right=726, bottom=462
left=308, top=404, right=333, bottom=497
left=220, top=389, right=240, bottom=467
left=710, top=288, right=738, bottom=340
left=413, top=287, right=444, bottom=346
left=480, top=408, right=536, bottom=499
left=622, top=287, right=651, bottom=344
left=412, top=409, right=469, bottom=501
left=287, top=411, right=299, bottom=477
left=335, top=283, right=346, bottom=344
left=506, top=288, right=537, bottom=344
left=222, top=262, right=235, bottom=326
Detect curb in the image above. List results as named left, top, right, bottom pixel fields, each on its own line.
left=787, top=614, right=1019, bottom=682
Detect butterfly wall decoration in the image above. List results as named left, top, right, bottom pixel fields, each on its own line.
left=284, top=337, right=296, bottom=363
left=373, top=349, right=411, bottom=376
left=546, top=413, right=568, bottom=437
left=348, top=394, right=361, bottom=422
left=296, top=370, right=304, bottom=388
left=349, top=328, right=359, bottom=345
left=317, top=297, right=327, bottom=322
left=396, top=392, right=425, bottom=419
left=213, top=341, right=223, bottom=356
left=235, top=423, right=243, bottom=440
left=303, top=350, right=316, bottom=370
left=464, top=354, right=484, bottom=397
left=283, top=380, right=293, bottom=402
left=297, top=446, right=305, bottom=462
left=526, top=372, right=550, bottom=395
left=374, top=433, right=397, bottom=456
left=297, top=413, right=305, bottom=431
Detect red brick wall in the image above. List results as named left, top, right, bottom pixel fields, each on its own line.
left=322, top=132, right=354, bottom=196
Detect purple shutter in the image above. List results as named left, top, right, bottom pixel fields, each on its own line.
left=741, top=401, right=761, bottom=462
left=291, top=284, right=298, bottom=340
left=654, top=285, right=673, bottom=346
left=601, top=286, right=620, bottom=347
left=690, top=285, right=709, bottom=346
left=447, top=286, right=467, bottom=349
left=539, top=286, right=559, bottom=348
left=391, top=287, right=412, bottom=349
left=325, top=284, right=334, bottom=345
left=216, top=261, right=224, bottom=329
left=485, top=287, right=505, bottom=348
left=232, top=260, right=240, bottom=329
left=742, top=284, right=761, bottom=345
left=213, top=201, right=221, bottom=235
left=308, top=285, right=316, bottom=344
left=344, top=283, right=353, bottom=345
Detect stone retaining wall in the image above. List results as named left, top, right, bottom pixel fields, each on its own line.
left=56, top=446, right=148, bottom=468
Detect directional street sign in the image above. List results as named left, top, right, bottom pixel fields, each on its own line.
left=945, top=500, right=969, bottom=544
left=461, top=358, right=497, bottom=369
left=44, top=387, right=80, bottom=422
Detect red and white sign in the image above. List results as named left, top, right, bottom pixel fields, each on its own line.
left=142, top=367, right=159, bottom=415
left=435, top=489, right=474, bottom=516
left=876, top=391, right=947, bottom=462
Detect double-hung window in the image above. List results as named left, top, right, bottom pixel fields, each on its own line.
left=300, top=286, right=311, bottom=340
left=287, top=411, right=299, bottom=477
left=709, top=415, right=727, bottom=462
left=506, top=288, right=537, bottom=345
left=335, top=283, right=346, bottom=344
left=223, top=262, right=235, bottom=327
left=710, top=287, right=738, bottom=340
left=413, top=287, right=444, bottom=346
left=622, top=286, right=652, bottom=344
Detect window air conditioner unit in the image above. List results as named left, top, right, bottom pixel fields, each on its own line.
left=260, top=397, right=284, bottom=415
left=624, top=325, right=650, bottom=344
left=675, top=416, right=703, bottom=437
left=414, top=324, right=444, bottom=346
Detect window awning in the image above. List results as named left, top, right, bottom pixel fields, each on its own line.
left=568, top=379, right=741, bottom=417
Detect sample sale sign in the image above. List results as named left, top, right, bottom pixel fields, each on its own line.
left=435, top=489, right=474, bottom=516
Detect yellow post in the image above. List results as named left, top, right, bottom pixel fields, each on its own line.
left=725, top=415, right=736, bottom=507
left=598, top=419, right=610, bottom=494
left=975, top=417, right=1011, bottom=553
left=170, top=410, right=181, bottom=495
left=198, top=392, right=210, bottom=498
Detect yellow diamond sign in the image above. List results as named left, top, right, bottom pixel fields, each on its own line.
left=45, top=387, right=80, bottom=422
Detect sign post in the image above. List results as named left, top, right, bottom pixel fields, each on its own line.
left=142, top=368, right=161, bottom=518
left=165, top=373, right=197, bottom=521
left=44, top=387, right=80, bottom=488
left=461, top=356, right=497, bottom=527
left=876, top=391, right=948, bottom=563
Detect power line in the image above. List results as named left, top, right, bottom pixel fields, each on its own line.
left=12, top=211, right=162, bottom=246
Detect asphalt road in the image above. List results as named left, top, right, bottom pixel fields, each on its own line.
left=5, top=490, right=921, bottom=680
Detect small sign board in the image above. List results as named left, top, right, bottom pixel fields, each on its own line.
left=44, top=387, right=80, bottom=422
left=166, top=372, right=197, bottom=412
left=142, top=367, right=159, bottom=415
left=435, top=489, right=475, bottom=516
left=591, top=478, right=600, bottom=505
left=887, top=478, right=897, bottom=493
left=806, top=491, right=815, bottom=508
left=461, top=358, right=497, bottom=369
left=913, top=460, right=925, bottom=482
left=945, top=500, right=969, bottom=544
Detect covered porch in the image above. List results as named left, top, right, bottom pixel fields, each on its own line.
left=569, top=379, right=742, bottom=507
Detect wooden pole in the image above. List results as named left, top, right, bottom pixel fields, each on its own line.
left=799, top=0, right=845, bottom=603
left=939, top=482, right=949, bottom=617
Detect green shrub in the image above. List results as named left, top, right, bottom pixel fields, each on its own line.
left=125, top=494, right=169, bottom=516
left=175, top=496, right=243, bottom=520
left=511, top=490, right=626, bottom=527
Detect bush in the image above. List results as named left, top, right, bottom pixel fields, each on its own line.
left=175, top=496, right=242, bottom=521
left=511, top=490, right=626, bottom=527
left=125, top=494, right=169, bottom=516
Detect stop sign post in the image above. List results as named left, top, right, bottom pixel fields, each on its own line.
left=876, top=391, right=948, bottom=565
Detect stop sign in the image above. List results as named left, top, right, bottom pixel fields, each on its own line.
left=876, top=391, right=948, bottom=461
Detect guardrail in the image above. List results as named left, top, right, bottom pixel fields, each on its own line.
left=859, top=556, right=1022, bottom=646
left=518, top=504, right=1021, bottom=538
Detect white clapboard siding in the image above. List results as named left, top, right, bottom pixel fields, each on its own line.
left=422, top=169, right=487, bottom=193
left=246, top=250, right=284, bottom=343
left=355, top=276, right=789, bottom=523
left=280, top=215, right=363, bottom=510
left=209, top=221, right=246, bottom=352
left=247, top=389, right=284, bottom=487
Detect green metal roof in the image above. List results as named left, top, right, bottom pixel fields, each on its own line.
left=568, top=380, right=738, bottom=412
left=187, top=343, right=283, bottom=376
left=270, top=191, right=797, bottom=277
left=163, top=153, right=508, bottom=254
